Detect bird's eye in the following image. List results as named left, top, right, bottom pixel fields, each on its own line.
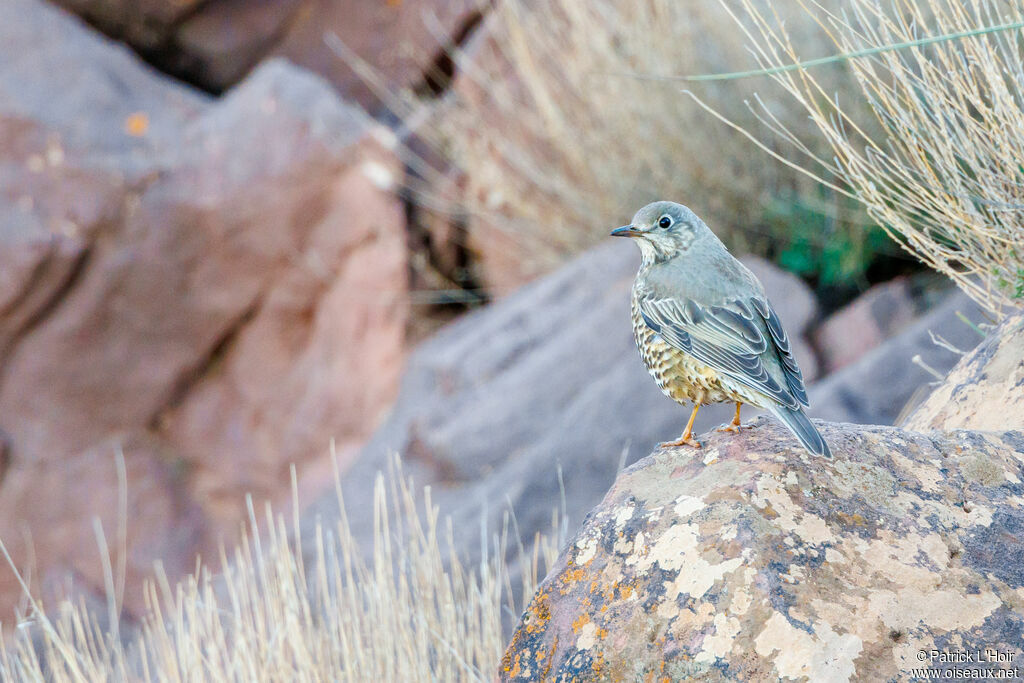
left=658, top=215, right=672, bottom=229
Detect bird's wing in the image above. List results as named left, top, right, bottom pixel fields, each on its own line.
left=638, top=292, right=808, bottom=409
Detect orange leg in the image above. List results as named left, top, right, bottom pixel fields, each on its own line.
left=716, top=402, right=744, bottom=433
left=660, top=404, right=702, bottom=449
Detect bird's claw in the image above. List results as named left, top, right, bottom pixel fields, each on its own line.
left=715, top=421, right=746, bottom=433
left=659, top=436, right=702, bottom=449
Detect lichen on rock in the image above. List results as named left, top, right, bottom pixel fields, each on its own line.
left=905, top=312, right=1024, bottom=431
left=500, top=418, right=1024, bottom=682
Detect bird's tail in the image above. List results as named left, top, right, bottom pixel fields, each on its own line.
left=770, top=405, right=832, bottom=458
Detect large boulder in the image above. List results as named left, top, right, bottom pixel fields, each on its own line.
left=0, top=0, right=408, bottom=618
left=49, top=0, right=483, bottom=108
left=904, top=312, right=1024, bottom=431
left=500, top=419, right=1024, bottom=682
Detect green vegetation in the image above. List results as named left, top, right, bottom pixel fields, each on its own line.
left=763, top=196, right=895, bottom=294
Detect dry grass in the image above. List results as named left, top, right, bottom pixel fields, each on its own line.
left=0, top=454, right=559, bottom=682
left=419, top=0, right=883, bottom=286
left=712, top=0, right=1024, bottom=317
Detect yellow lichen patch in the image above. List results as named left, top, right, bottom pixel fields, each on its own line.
left=835, top=511, right=866, bottom=527
left=559, top=566, right=587, bottom=595
left=507, top=652, right=522, bottom=677
left=599, top=583, right=622, bottom=606
left=572, top=612, right=591, bottom=634
left=591, top=649, right=605, bottom=676
left=524, top=592, right=552, bottom=634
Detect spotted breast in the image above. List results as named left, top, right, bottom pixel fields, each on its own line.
left=630, top=284, right=747, bottom=406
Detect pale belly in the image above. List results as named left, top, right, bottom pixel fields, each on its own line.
left=631, top=298, right=748, bottom=406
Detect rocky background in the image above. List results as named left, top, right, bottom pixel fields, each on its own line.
left=0, top=0, right=999, bottom=636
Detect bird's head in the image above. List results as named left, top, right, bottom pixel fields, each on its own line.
left=610, top=201, right=708, bottom=265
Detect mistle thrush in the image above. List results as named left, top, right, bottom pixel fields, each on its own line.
left=612, top=201, right=831, bottom=458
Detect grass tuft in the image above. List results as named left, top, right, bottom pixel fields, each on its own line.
left=710, top=0, right=1024, bottom=317
left=0, top=454, right=559, bottom=681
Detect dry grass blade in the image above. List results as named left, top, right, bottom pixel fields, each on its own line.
left=714, top=0, right=1024, bottom=317
left=0, top=454, right=561, bottom=681
left=397, top=0, right=880, bottom=286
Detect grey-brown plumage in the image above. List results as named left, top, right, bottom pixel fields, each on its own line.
left=612, top=201, right=831, bottom=457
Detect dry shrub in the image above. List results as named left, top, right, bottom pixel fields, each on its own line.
left=410, top=0, right=880, bottom=287
left=0, top=456, right=559, bottom=681
left=718, top=0, right=1024, bottom=317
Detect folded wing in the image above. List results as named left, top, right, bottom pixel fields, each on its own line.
left=638, top=292, right=808, bottom=410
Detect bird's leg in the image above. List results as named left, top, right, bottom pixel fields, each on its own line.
left=716, top=402, right=744, bottom=433
left=660, top=404, right=702, bottom=449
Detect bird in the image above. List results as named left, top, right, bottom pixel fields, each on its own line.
left=611, top=201, right=831, bottom=458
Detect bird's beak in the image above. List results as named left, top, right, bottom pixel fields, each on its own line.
left=610, top=225, right=640, bottom=238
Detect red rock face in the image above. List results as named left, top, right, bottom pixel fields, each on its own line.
left=814, top=277, right=919, bottom=373
left=0, top=0, right=409, bottom=618
left=49, top=0, right=483, bottom=106
left=271, top=0, right=482, bottom=107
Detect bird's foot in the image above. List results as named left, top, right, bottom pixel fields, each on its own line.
left=659, top=435, right=702, bottom=449
left=715, top=421, right=748, bottom=433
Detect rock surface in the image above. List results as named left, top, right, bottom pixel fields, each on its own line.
left=809, top=290, right=987, bottom=426
left=500, top=419, right=1024, bottom=682
left=905, top=312, right=1024, bottom=431
left=50, top=0, right=482, bottom=107
left=813, top=277, right=919, bottom=373
left=270, top=0, right=481, bottom=110
left=0, top=0, right=408, bottom=618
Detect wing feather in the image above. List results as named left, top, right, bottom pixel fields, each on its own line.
left=639, top=292, right=808, bottom=409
